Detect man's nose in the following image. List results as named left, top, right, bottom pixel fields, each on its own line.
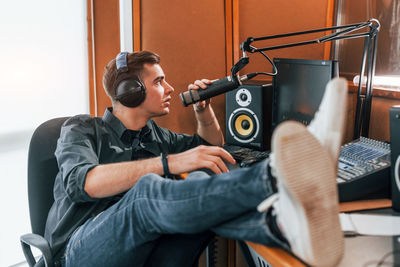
left=165, top=81, right=174, bottom=93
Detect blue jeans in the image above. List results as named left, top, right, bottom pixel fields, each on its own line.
left=62, top=160, right=280, bottom=267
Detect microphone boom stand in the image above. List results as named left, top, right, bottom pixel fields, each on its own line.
left=241, top=19, right=380, bottom=139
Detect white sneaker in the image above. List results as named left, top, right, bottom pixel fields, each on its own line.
left=307, top=77, right=348, bottom=164
left=259, top=121, right=344, bottom=267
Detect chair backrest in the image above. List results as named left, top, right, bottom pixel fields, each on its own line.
left=27, top=117, right=70, bottom=236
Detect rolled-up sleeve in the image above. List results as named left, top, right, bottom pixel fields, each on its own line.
left=55, top=117, right=99, bottom=202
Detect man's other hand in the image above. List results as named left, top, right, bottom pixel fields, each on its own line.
left=168, top=145, right=236, bottom=174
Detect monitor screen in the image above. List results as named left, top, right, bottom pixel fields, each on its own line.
left=272, top=58, right=338, bottom=130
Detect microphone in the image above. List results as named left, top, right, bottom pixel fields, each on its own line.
left=179, top=73, right=257, bottom=107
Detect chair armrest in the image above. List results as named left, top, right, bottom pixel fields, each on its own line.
left=20, top=233, right=54, bottom=267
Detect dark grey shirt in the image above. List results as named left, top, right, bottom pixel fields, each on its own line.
left=44, top=108, right=209, bottom=257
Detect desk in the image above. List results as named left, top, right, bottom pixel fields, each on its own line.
left=244, top=199, right=400, bottom=267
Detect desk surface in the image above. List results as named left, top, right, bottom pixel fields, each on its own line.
left=246, top=199, right=397, bottom=267
left=247, top=235, right=400, bottom=267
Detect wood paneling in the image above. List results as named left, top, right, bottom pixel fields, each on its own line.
left=343, top=92, right=358, bottom=144
left=133, top=0, right=141, bottom=51
left=237, top=0, right=332, bottom=77
left=87, top=0, right=95, bottom=116
left=225, top=0, right=234, bottom=74
left=140, top=0, right=227, bottom=134
left=324, top=0, right=336, bottom=59
left=88, top=0, right=120, bottom=117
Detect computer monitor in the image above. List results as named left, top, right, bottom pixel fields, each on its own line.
left=271, top=58, right=339, bottom=130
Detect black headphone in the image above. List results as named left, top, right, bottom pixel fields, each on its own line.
left=113, top=52, right=146, bottom=107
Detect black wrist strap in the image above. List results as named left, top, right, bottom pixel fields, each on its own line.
left=160, top=153, right=171, bottom=177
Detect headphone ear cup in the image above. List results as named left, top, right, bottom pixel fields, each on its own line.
left=115, top=79, right=146, bottom=107
left=114, top=74, right=146, bottom=107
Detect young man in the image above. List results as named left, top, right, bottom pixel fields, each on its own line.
left=44, top=51, right=348, bottom=267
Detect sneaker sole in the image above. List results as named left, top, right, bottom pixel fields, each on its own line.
left=273, top=121, right=344, bottom=267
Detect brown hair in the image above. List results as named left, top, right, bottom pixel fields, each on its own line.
left=102, top=51, right=160, bottom=102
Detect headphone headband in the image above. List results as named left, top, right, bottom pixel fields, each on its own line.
left=116, top=52, right=129, bottom=72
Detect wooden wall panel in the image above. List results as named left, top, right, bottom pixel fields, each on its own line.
left=238, top=0, right=331, bottom=76
left=89, top=0, right=120, bottom=117
left=344, top=92, right=358, bottom=144
left=140, top=0, right=227, bottom=135
left=87, top=0, right=95, bottom=116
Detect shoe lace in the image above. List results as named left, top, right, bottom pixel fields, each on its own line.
left=257, top=193, right=279, bottom=212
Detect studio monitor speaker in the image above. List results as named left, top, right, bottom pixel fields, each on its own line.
left=225, top=84, right=272, bottom=150
left=390, top=105, right=400, bottom=211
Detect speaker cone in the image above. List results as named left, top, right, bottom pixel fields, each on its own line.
left=228, top=108, right=260, bottom=143
left=234, top=113, right=255, bottom=138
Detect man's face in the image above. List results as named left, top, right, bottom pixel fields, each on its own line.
left=140, top=63, right=174, bottom=117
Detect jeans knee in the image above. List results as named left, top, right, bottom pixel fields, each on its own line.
left=186, top=170, right=211, bottom=180
left=126, top=173, right=165, bottom=197
left=138, top=173, right=164, bottom=185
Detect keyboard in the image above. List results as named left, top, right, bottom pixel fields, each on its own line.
left=223, top=144, right=270, bottom=167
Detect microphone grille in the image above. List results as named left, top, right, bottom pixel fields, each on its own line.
left=180, top=90, right=200, bottom=107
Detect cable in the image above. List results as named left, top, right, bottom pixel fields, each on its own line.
left=376, top=249, right=400, bottom=267
left=362, top=249, right=400, bottom=267
left=236, top=45, right=277, bottom=81
left=239, top=70, right=276, bottom=82
left=257, top=50, right=278, bottom=76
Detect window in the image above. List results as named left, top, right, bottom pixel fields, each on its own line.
left=335, top=0, right=400, bottom=88
left=0, top=1, right=89, bottom=265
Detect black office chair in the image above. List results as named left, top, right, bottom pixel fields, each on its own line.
left=20, top=117, right=214, bottom=267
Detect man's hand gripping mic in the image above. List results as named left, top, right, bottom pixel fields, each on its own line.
left=179, top=57, right=251, bottom=107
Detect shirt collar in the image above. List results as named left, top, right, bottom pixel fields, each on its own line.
left=102, top=107, right=153, bottom=143
left=102, top=107, right=127, bottom=140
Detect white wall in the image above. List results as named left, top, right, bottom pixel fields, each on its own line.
left=0, top=1, right=89, bottom=265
